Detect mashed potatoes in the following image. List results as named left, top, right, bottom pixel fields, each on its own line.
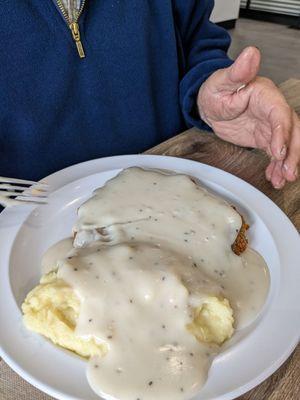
left=22, top=271, right=106, bottom=358
left=188, top=297, right=234, bottom=344
left=22, top=271, right=234, bottom=357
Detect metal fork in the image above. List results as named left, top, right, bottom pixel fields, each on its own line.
left=0, top=176, right=49, bottom=207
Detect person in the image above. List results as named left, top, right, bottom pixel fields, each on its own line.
left=0, top=0, right=299, bottom=189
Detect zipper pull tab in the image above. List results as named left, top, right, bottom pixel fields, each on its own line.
left=70, top=22, right=85, bottom=58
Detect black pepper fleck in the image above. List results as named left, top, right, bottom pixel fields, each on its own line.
left=88, top=318, right=92, bottom=322
left=95, top=275, right=99, bottom=279
left=190, top=352, right=194, bottom=356
left=193, top=263, right=197, bottom=268
left=153, top=182, right=157, bottom=185
left=129, top=256, right=133, bottom=260
left=94, top=364, right=99, bottom=369
left=161, top=276, right=166, bottom=281
left=162, top=324, right=166, bottom=329
left=73, top=268, right=78, bottom=271
left=129, top=299, right=133, bottom=303
left=148, top=381, right=153, bottom=386
left=180, top=388, right=184, bottom=392
left=184, top=239, right=188, bottom=243
left=67, top=256, right=73, bottom=260
left=107, top=335, right=113, bottom=339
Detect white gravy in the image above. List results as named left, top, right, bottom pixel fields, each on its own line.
left=42, top=168, right=270, bottom=400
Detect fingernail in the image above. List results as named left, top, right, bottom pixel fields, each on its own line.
left=236, top=84, right=246, bottom=94
left=280, top=145, right=287, bottom=157
left=274, top=179, right=285, bottom=189
left=283, top=163, right=298, bottom=178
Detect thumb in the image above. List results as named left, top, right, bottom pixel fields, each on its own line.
left=216, top=46, right=261, bottom=93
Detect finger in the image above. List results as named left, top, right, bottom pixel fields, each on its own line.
left=265, top=159, right=276, bottom=181
left=270, top=105, right=292, bottom=161
left=229, top=47, right=261, bottom=88
left=212, top=47, right=261, bottom=93
left=283, top=111, right=300, bottom=181
left=271, top=160, right=286, bottom=189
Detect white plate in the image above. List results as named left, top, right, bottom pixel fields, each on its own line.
left=0, top=155, right=299, bottom=400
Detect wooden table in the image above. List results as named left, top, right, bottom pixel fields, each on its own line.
left=1, top=80, right=299, bottom=399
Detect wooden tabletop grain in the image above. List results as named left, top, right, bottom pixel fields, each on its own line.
left=0, top=80, right=299, bottom=400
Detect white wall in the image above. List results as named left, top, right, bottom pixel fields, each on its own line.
left=211, top=0, right=241, bottom=23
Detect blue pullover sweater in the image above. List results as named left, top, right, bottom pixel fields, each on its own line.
left=0, top=0, right=232, bottom=180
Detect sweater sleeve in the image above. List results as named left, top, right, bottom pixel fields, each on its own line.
left=173, top=0, right=233, bottom=129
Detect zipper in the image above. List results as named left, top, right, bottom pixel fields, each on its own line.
left=56, top=0, right=86, bottom=58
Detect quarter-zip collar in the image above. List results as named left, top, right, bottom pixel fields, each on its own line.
left=60, top=0, right=82, bottom=22
left=52, top=0, right=86, bottom=58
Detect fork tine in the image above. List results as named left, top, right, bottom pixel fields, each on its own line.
left=30, top=186, right=49, bottom=193
left=16, top=197, right=48, bottom=204
left=0, top=184, right=46, bottom=191
left=0, top=190, right=48, bottom=199
left=0, top=184, right=26, bottom=191
left=31, top=182, right=49, bottom=189
left=0, top=176, right=38, bottom=185
left=0, top=197, right=47, bottom=207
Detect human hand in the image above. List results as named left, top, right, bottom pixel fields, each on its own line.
left=197, top=46, right=300, bottom=189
